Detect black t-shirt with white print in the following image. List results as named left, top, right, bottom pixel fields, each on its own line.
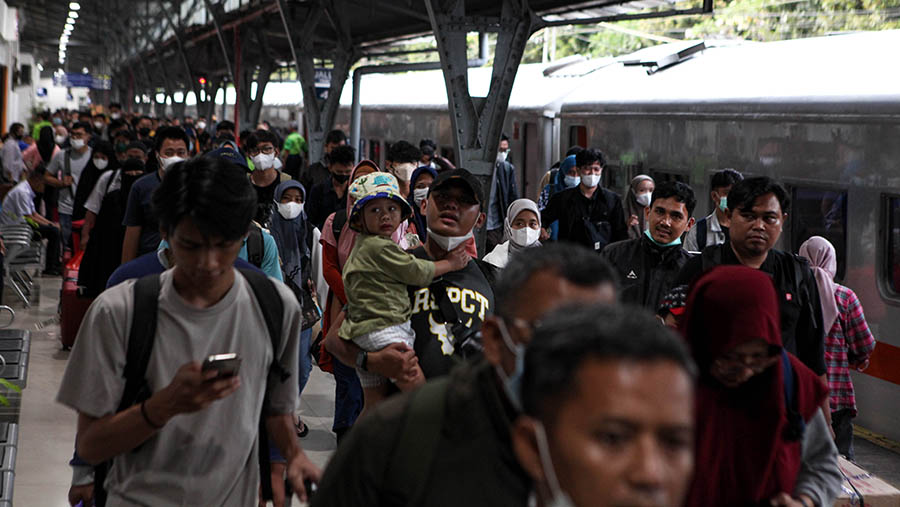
left=407, top=246, right=494, bottom=379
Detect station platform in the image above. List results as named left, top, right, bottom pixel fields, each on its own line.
left=7, top=277, right=900, bottom=505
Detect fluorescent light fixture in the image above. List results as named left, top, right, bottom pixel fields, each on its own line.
left=36, top=63, right=43, bottom=71
left=59, top=58, right=65, bottom=63
left=69, top=2, right=80, bottom=10
left=65, top=23, right=74, bottom=30
left=69, top=11, right=78, bottom=18
left=67, top=17, right=75, bottom=24
left=82, top=67, right=89, bottom=74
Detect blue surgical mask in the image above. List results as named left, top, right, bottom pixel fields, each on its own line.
left=495, top=318, right=525, bottom=411
left=563, top=175, right=580, bottom=188
left=718, top=195, right=728, bottom=212
left=644, top=228, right=682, bottom=248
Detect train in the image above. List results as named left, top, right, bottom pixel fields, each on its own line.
left=255, top=29, right=900, bottom=441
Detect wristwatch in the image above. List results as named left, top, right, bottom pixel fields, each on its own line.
left=356, top=350, right=368, bottom=371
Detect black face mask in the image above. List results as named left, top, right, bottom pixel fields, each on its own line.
left=332, top=172, right=350, bottom=184
left=139, top=127, right=151, bottom=137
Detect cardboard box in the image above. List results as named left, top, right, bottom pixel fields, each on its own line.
left=835, top=456, right=900, bottom=507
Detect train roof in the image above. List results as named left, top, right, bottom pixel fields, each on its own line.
left=560, top=30, right=900, bottom=117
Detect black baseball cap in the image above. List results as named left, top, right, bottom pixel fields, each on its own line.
left=428, top=168, right=484, bottom=208
left=205, top=147, right=249, bottom=172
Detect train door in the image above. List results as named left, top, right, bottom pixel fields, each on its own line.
left=522, top=122, right=539, bottom=198
left=786, top=184, right=848, bottom=281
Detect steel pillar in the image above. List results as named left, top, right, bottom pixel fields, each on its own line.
left=275, top=0, right=357, bottom=165
left=425, top=0, right=539, bottom=177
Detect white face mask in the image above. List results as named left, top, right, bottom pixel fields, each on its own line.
left=93, top=121, right=104, bottom=130
left=71, top=138, right=86, bottom=150
left=413, top=187, right=429, bottom=207
left=635, top=191, right=652, bottom=207
left=252, top=152, right=276, bottom=170
left=277, top=202, right=304, bottom=220
left=110, top=112, right=121, bottom=120
left=159, top=155, right=185, bottom=172
left=427, top=227, right=473, bottom=252
left=564, top=175, right=580, bottom=188
left=391, top=162, right=416, bottom=183
left=273, top=157, right=283, bottom=170
left=55, top=135, right=67, bottom=145
left=510, top=226, right=540, bottom=248
left=93, top=158, right=108, bottom=170
left=496, top=151, right=508, bottom=164
left=580, top=173, right=601, bottom=188
left=197, top=121, right=207, bottom=130
left=534, top=422, right=576, bottom=507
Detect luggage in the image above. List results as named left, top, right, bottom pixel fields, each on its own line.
left=60, top=251, right=93, bottom=350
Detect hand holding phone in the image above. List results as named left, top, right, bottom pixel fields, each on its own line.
left=201, top=353, right=242, bottom=379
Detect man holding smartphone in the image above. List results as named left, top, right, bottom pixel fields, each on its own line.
left=57, top=156, right=319, bottom=505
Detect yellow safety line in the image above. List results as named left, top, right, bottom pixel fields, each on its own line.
left=855, top=426, right=900, bottom=455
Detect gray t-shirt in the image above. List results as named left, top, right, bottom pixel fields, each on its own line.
left=56, top=269, right=301, bottom=506
left=47, top=147, right=92, bottom=215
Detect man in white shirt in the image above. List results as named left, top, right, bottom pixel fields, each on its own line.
left=684, top=169, right=743, bottom=252
left=45, top=121, right=92, bottom=252
left=1, top=122, right=27, bottom=182
left=0, top=165, right=62, bottom=274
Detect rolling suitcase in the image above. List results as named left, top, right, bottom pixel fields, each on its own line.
left=60, top=251, right=93, bottom=350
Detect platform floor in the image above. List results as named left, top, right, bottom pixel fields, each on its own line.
left=8, top=277, right=900, bottom=505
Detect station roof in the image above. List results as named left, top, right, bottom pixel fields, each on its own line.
left=9, top=0, right=704, bottom=89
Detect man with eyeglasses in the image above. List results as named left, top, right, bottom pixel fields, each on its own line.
left=541, top=148, right=627, bottom=253
left=245, top=129, right=290, bottom=226
left=313, top=243, right=618, bottom=507
left=45, top=121, right=93, bottom=253
left=675, top=176, right=827, bottom=378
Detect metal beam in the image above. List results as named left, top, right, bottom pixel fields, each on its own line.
left=537, top=4, right=714, bottom=28
left=161, top=1, right=204, bottom=115
left=202, top=0, right=236, bottom=84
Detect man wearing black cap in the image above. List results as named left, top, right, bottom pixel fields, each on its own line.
left=325, top=168, right=494, bottom=379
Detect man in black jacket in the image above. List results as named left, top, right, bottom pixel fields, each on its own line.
left=674, top=176, right=826, bottom=377
left=541, top=148, right=626, bottom=252
left=485, top=135, right=519, bottom=252
left=602, top=181, right=696, bottom=310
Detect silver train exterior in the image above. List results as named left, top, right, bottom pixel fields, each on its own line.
left=260, top=30, right=900, bottom=442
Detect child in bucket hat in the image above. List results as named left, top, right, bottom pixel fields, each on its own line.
left=340, top=172, right=470, bottom=413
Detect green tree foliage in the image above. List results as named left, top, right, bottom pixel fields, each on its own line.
left=521, top=0, right=900, bottom=61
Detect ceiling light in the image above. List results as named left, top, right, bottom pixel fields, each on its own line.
left=69, top=11, right=78, bottom=18
left=65, top=23, right=74, bottom=30
left=69, top=2, right=80, bottom=10
left=36, top=63, right=43, bottom=71
left=82, top=67, right=89, bottom=74
left=66, top=17, right=75, bottom=24
left=64, top=28, right=72, bottom=34
left=59, top=58, right=65, bottom=63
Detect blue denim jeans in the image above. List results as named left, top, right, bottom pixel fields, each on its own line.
left=298, top=328, right=312, bottom=395
left=332, top=357, right=363, bottom=433
left=59, top=213, right=72, bottom=252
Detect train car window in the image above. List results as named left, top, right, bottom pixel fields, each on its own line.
left=789, top=186, right=847, bottom=281
left=569, top=126, right=587, bottom=149
left=886, top=197, right=900, bottom=295
left=603, top=164, right=628, bottom=194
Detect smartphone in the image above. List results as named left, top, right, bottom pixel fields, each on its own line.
left=201, top=353, right=242, bottom=378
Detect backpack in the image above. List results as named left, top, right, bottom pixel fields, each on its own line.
left=332, top=208, right=348, bottom=242
left=92, top=268, right=290, bottom=506
left=695, top=216, right=708, bottom=251
left=247, top=223, right=265, bottom=268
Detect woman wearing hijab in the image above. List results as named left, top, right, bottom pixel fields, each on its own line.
left=407, top=165, right=437, bottom=243
left=71, top=140, right=116, bottom=223
left=625, top=174, right=654, bottom=239
left=78, top=156, right=143, bottom=298
left=681, top=265, right=841, bottom=507
left=483, top=198, right=541, bottom=270
left=799, top=236, right=875, bottom=459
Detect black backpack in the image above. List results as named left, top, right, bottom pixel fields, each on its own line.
left=246, top=223, right=265, bottom=268
left=92, top=268, right=290, bottom=505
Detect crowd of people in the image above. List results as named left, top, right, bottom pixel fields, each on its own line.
left=0, top=104, right=878, bottom=506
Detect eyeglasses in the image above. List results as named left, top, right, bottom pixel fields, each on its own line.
left=431, top=189, right=479, bottom=207
left=248, top=145, right=275, bottom=156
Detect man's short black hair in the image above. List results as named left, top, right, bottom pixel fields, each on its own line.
left=252, top=129, right=279, bottom=147
left=521, top=303, right=696, bottom=424
left=325, top=129, right=347, bottom=145
left=710, top=168, right=743, bottom=190
left=140, top=115, right=152, bottom=122
left=109, top=119, right=127, bottom=133
left=154, top=126, right=189, bottom=153
left=329, top=144, right=355, bottom=166
left=217, top=120, right=235, bottom=132
left=387, top=140, right=421, bottom=165
left=9, top=122, right=23, bottom=133
left=575, top=148, right=606, bottom=168
left=71, top=121, right=92, bottom=134
left=419, top=138, right=437, bottom=150
left=29, top=163, right=47, bottom=179
left=153, top=156, right=256, bottom=242
left=500, top=133, right=510, bottom=142
left=727, top=176, right=790, bottom=214
left=494, top=242, right=618, bottom=318
left=651, top=181, right=697, bottom=216
left=109, top=102, right=122, bottom=110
